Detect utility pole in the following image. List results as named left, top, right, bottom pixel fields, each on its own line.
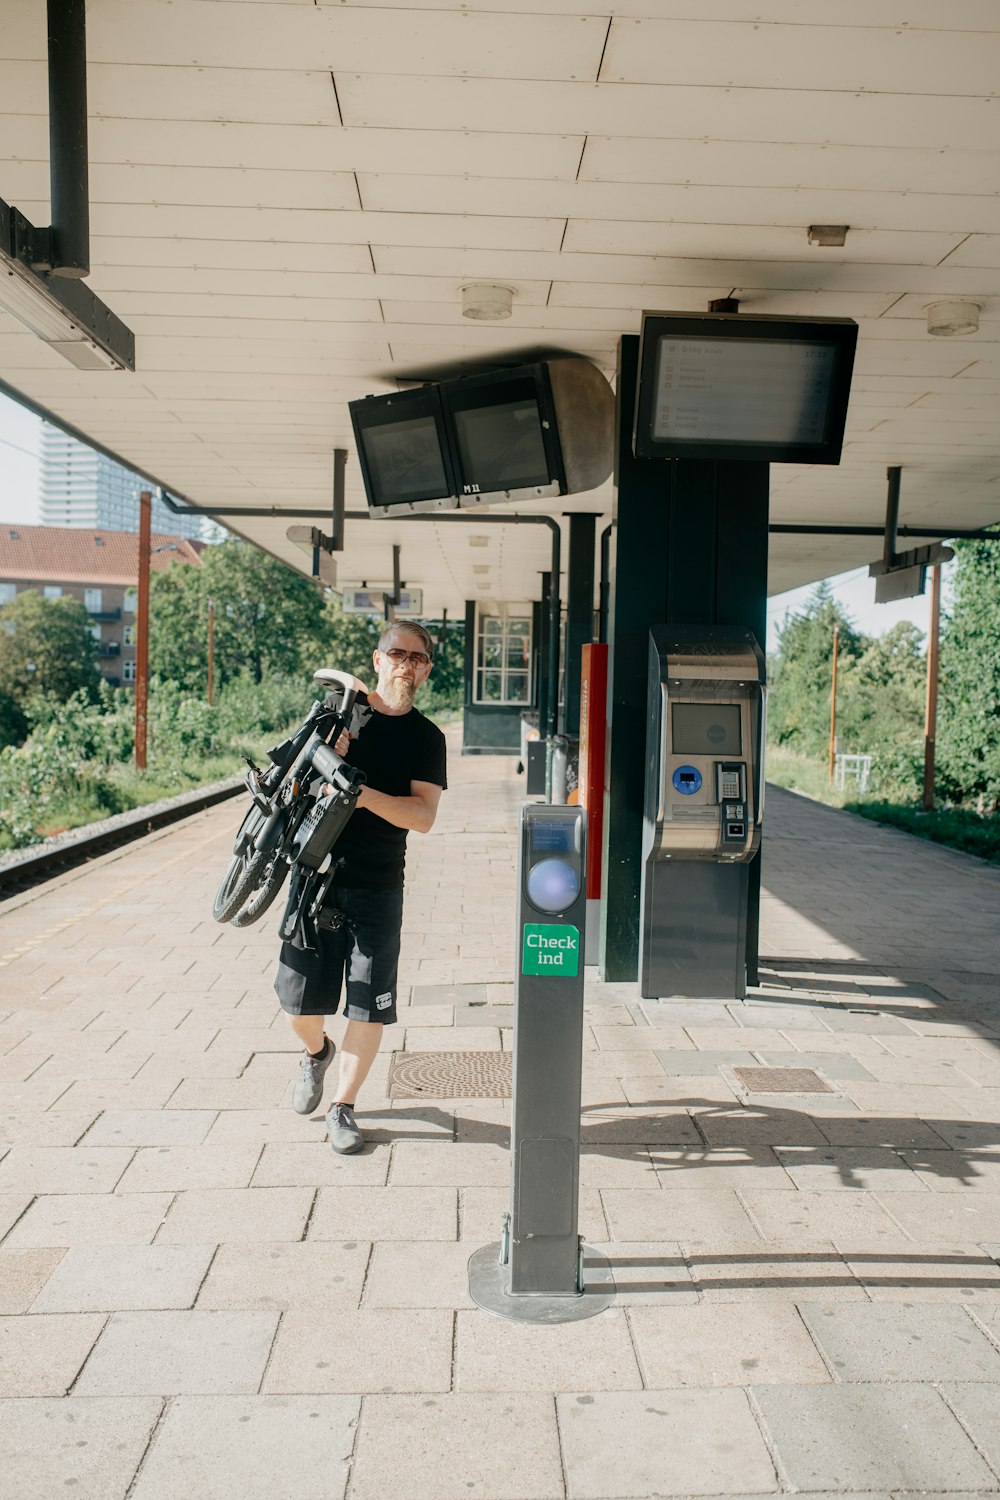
left=207, top=598, right=215, bottom=706
left=828, top=622, right=840, bottom=784
left=134, top=489, right=151, bottom=770
left=922, top=564, right=942, bottom=811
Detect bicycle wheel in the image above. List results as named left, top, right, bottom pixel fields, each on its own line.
left=229, top=851, right=290, bottom=927
left=212, top=806, right=270, bottom=923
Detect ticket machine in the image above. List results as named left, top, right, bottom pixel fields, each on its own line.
left=640, top=627, right=766, bottom=999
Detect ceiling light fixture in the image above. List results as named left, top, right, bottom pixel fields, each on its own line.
left=461, top=284, right=514, bottom=321
left=0, top=250, right=129, bottom=369
left=925, top=300, right=981, bottom=337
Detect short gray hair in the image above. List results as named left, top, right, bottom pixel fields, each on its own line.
left=378, top=620, right=433, bottom=658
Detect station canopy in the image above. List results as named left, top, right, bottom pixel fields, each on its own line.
left=2, top=0, right=998, bottom=614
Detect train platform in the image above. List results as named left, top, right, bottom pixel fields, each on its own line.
left=1, top=727, right=1000, bottom=1500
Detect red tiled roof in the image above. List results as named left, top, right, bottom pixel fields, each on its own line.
left=0, top=524, right=204, bottom=585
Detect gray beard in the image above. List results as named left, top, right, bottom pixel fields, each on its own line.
left=381, top=676, right=416, bottom=711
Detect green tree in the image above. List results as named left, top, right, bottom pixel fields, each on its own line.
left=0, top=591, right=100, bottom=732
left=767, top=583, right=865, bottom=756
left=939, top=533, right=1000, bottom=810
left=149, top=539, right=324, bottom=690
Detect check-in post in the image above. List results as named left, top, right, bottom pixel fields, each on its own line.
left=468, top=802, right=614, bottom=1323
left=640, top=627, right=766, bottom=1001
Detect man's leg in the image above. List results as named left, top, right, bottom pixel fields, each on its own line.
left=289, top=1013, right=325, bottom=1054
left=333, top=1018, right=383, bottom=1106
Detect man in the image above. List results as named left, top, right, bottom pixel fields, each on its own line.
left=274, top=622, right=447, bottom=1153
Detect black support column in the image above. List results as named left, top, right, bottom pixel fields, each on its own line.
left=600, top=335, right=770, bottom=984
left=562, top=514, right=597, bottom=738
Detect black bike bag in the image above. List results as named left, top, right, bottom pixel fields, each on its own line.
left=291, top=786, right=358, bottom=870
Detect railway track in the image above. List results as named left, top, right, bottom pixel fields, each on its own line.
left=0, top=779, right=244, bottom=899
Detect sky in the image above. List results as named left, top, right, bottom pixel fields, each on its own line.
left=0, top=387, right=947, bottom=649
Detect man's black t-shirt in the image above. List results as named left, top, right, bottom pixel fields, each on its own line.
left=333, top=695, right=447, bottom=888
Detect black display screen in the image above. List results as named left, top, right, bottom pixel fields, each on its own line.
left=671, top=702, right=742, bottom=755
left=530, top=817, right=577, bottom=854
left=363, top=416, right=450, bottom=506
left=453, top=399, right=551, bottom=493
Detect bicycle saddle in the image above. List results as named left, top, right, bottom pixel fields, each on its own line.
left=312, top=669, right=369, bottom=702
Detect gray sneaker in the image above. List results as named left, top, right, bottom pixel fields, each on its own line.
left=292, top=1039, right=335, bottom=1115
left=327, top=1102, right=364, bottom=1154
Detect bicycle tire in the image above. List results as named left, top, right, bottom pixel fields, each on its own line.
left=229, top=852, right=290, bottom=927
left=212, top=806, right=269, bottom=923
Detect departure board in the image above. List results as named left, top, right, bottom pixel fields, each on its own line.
left=652, top=338, right=837, bottom=447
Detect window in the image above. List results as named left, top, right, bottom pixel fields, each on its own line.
left=123, top=624, right=136, bottom=647
left=43, top=585, right=62, bottom=600
left=122, top=659, right=137, bottom=683
left=123, top=589, right=137, bottom=614
left=474, top=604, right=532, bottom=705
left=0, top=583, right=15, bottom=605
left=84, top=588, right=102, bottom=612
left=89, top=624, right=102, bottom=643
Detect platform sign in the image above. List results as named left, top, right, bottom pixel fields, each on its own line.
left=342, top=586, right=424, bottom=616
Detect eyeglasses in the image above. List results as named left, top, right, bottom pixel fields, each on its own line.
left=383, top=647, right=431, bottom=666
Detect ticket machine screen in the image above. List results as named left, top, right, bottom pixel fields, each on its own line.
left=671, top=703, right=742, bottom=756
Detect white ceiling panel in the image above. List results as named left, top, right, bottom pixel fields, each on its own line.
left=88, top=239, right=376, bottom=274
left=323, top=1, right=999, bottom=24
left=563, top=220, right=964, bottom=265
left=89, top=266, right=551, bottom=305
left=4, top=161, right=362, bottom=212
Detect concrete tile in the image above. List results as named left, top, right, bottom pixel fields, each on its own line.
left=622, top=1074, right=740, bottom=1106
left=0, top=1078, right=81, bottom=1110
left=250, top=1140, right=390, bottom=1187
left=0, top=1192, right=32, bottom=1241
left=693, top=1026, right=793, bottom=1051
left=351, top=1393, right=564, bottom=1500
left=456, top=1305, right=641, bottom=1390
left=941, top=1381, right=1000, bottom=1479
left=799, top=1300, right=1000, bottom=1380
left=196, top=1240, right=369, bottom=1309
left=581, top=1050, right=669, bottom=1078
left=815, top=1116, right=951, bottom=1149
left=753, top=1383, right=997, bottom=1492
left=844, top=1245, right=1000, bottom=1302
left=558, top=1388, right=777, bottom=1498
left=390, top=1141, right=509, bottom=1186
left=0, top=1396, right=162, bottom=1500
left=579, top=1146, right=659, bottom=1189
left=652, top=1147, right=794, bottom=1191
left=264, top=1307, right=452, bottom=1394
left=130, top=1394, right=359, bottom=1500
left=694, top=1106, right=828, bottom=1146
left=656, top=1049, right=757, bottom=1076
left=602, top=1188, right=758, bottom=1243
left=75, top=1308, right=279, bottom=1395
left=730, top=1003, right=829, bottom=1031
left=165, top=1078, right=289, bottom=1109
left=632, top=1301, right=832, bottom=1386
left=454, top=1005, right=513, bottom=1026
left=581, top=1109, right=702, bottom=1146
left=81, top=1109, right=218, bottom=1147
left=741, top=1189, right=904, bottom=1246
left=365, top=1241, right=475, bottom=1308
left=687, top=1243, right=865, bottom=1301
left=0, top=1144, right=134, bottom=1194
left=0, top=1311, right=106, bottom=1395
left=115, top=1143, right=262, bottom=1193
left=774, top=1146, right=923, bottom=1192
left=640, top=1001, right=737, bottom=1028
left=203, top=1108, right=329, bottom=1145
left=587, top=1240, right=696, bottom=1303
left=32, top=1244, right=214, bottom=1312
left=592, top=1025, right=684, bottom=1051
left=460, top=1184, right=607, bottom=1245
left=0, top=1247, right=65, bottom=1312
left=876, top=1191, right=1000, bottom=1243
left=4, top=1192, right=174, bottom=1247
left=308, top=1185, right=458, bottom=1242
left=900, top=1148, right=1000, bottom=1192
left=156, top=1187, right=314, bottom=1244
left=0, top=1109, right=99, bottom=1148
left=814, top=1010, right=916, bottom=1035
left=757, top=1050, right=876, bottom=1081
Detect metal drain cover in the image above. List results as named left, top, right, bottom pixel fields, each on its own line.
left=732, top=1066, right=834, bottom=1094
left=388, top=1051, right=512, bottom=1099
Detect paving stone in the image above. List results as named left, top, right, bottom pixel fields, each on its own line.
left=81, top=1109, right=218, bottom=1147
left=156, top=1187, right=314, bottom=1244
left=774, top=1146, right=923, bottom=1193
left=263, top=1307, right=452, bottom=1394
left=687, top=1242, right=864, bottom=1301
left=453, top=1005, right=513, bottom=1026
left=631, top=1300, right=832, bottom=1386
left=814, top=1010, right=916, bottom=1035
left=130, top=1394, right=359, bottom=1500
left=32, top=1244, right=214, bottom=1312
left=579, top=1146, right=660, bottom=1189
left=0, top=1247, right=64, bottom=1312
left=0, top=1192, right=32, bottom=1242
left=74, top=1308, right=278, bottom=1395
left=250, top=1140, right=390, bottom=1186
left=586, top=1240, right=696, bottom=1303
left=640, top=1001, right=738, bottom=1028
left=365, top=1240, right=479, bottom=1309
left=581, top=1110, right=702, bottom=1146
left=623, top=1074, right=740, bottom=1106
left=740, top=1189, right=904, bottom=1245
left=593, top=1025, right=687, bottom=1051
left=652, top=1147, right=794, bottom=1191
left=558, top=1388, right=777, bottom=1498
left=939, top=1382, right=1000, bottom=1480
left=656, top=1049, right=757, bottom=1076
left=308, top=1184, right=458, bottom=1242
left=876, top=1191, right=1000, bottom=1243
left=900, top=1149, right=1000, bottom=1193
left=455, top=1305, right=641, bottom=1390
left=3, top=1192, right=174, bottom=1248
left=115, top=1142, right=262, bottom=1193
left=202, top=1108, right=329, bottom=1145
left=694, top=1106, right=828, bottom=1147
left=196, top=1240, right=369, bottom=1310
left=798, top=1301, right=1000, bottom=1381
left=730, top=1003, right=829, bottom=1031
left=815, top=1116, right=951, bottom=1149
left=0, top=1109, right=100, bottom=1148
left=351, top=1392, right=564, bottom=1500
left=0, top=1145, right=135, bottom=1195
left=757, top=1050, right=876, bottom=1081
left=602, top=1187, right=758, bottom=1243
left=753, top=1383, right=997, bottom=1492
left=0, top=1311, right=106, bottom=1395
left=844, top=1245, right=1000, bottom=1302
left=0, top=1395, right=163, bottom=1500
left=390, top=1140, right=509, bottom=1187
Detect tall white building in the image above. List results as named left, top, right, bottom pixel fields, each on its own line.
left=39, top=424, right=206, bottom=540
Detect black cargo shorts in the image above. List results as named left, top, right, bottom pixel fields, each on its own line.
left=274, top=885, right=403, bottom=1024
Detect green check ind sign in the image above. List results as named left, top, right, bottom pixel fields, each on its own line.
left=522, top=924, right=580, bottom=977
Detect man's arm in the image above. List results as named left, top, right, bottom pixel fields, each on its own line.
left=356, top=778, right=442, bottom=834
